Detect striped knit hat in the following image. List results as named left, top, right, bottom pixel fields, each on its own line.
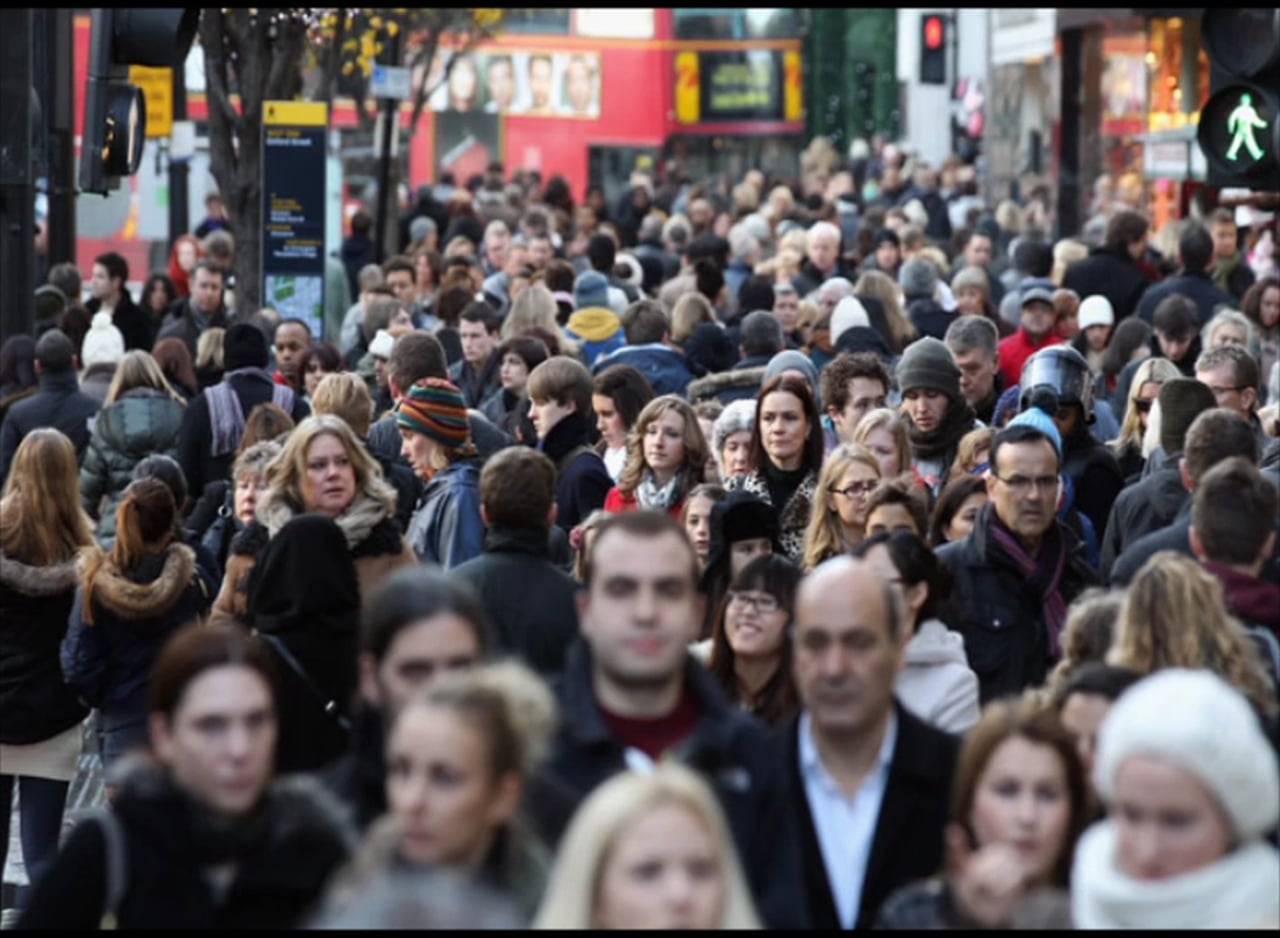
left=395, top=378, right=476, bottom=456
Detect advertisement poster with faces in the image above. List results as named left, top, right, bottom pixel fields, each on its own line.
left=423, top=50, right=601, bottom=118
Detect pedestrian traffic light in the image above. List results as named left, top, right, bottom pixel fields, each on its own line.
left=79, top=9, right=199, bottom=195
left=1197, top=9, right=1280, bottom=190
left=919, top=14, right=947, bottom=86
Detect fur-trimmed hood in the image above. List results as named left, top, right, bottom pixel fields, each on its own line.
left=688, top=365, right=767, bottom=403
left=0, top=552, right=80, bottom=597
left=82, top=542, right=196, bottom=621
left=257, top=489, right=395, bottom=552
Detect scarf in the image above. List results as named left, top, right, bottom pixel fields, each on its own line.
left=259, top=489, right=390, bottom=551
left=1212, top=252, right=1240, bottom=293
left=206, top=367, right=296, bottom=458
left=635, top=469, right=684, bottom=512
left=906, top=397, right=976, bottom=462
left=1071, top=820, right=1280, bottom=929
left=986, top=508, right=1069, bottom=656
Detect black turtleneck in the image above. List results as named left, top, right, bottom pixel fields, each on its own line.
left=539, top=410, right=593, bottom=466
left=763, top=458, right=808, bottom=514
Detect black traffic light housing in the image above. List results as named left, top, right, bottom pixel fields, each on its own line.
left=919, top=13, right=947, bottom=86
left=1197, top=9, right=1280, bottom=190
left=79, top=8, right=199, bottom=195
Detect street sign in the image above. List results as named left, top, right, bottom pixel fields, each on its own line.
left=370, top=64, right=411, bottom=101
left=129, top=66, right=172, bottom=138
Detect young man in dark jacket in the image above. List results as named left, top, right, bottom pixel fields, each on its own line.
left=85, top=251, right=153, bottom=351
left=591, top=299, right=695, bottom=398
left=1135, top=222, right=1234, bottom=328
left=0, top=331, right=100, bottom=480
left=1061, top=209, right=1155, bottom=322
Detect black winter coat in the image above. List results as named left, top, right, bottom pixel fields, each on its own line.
left=1135, top=270, right=1235, bottom=328
left=0, top=369, right=101, bottom=480
left=1100, top=463, right=1188, bottom=579
left=18, top=762, right=354, bottom=930
left=453, top=526, right=579, bottom=677
left=936, top=506, right=1098, bottom=704
left=540, top=413, right=611, bottom=533
left=0, top=553, right=87, bottom=745
left=1109, top=513, right=1193, bottom=587
left=1061, top=245, right=1154, bottom=322
left=87, top=294, right=155, bottom=352
left=1062, top=428, right=1126, bottom=544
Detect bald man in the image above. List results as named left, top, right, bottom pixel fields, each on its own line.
left=774, top=556, right=961, bottom=930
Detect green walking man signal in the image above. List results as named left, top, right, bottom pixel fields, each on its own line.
left=1226, top=93, right=1269, bottom=162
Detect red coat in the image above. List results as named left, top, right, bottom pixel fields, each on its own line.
left=998, top=328, right=1065, bottom=391
left=603, top=486, right=685, bottom=518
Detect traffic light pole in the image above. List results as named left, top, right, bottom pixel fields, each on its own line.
left=170, top=62, right=189, bottom=250
left=0, top=9, right=35, bottom=340
left=44, top=8, right=76, bottom=268
left=373, top=28, right=403, bottom=264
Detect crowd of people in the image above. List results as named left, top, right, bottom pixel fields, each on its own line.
left=1, top=136, right=1279, bottom=929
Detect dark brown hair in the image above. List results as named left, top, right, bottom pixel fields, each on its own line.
left=479, top=446, right=556, bottom=531
left=149, top=622, right=278, bottom=722
left=751, top=374, right=824, bottom=476
left=151, top=337, right=199, bottom=396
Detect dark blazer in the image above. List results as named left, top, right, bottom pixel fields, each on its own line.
left=778, top=702, right=961, bottom=930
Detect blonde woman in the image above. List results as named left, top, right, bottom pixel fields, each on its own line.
left=604, top=395, right=707, bottom=517
left=501, top=283, right=580, bottom=360
left=852, top=407, right=913, bottom=479
left=80, top=350, right=186, bottom=542
left=854, top=269, right=917, bottom=353
left=1108, top=552, right=1277, bottom=718
left=534, top=764, right=761, bottom=929
left=195, top=325, right=225, bottom=388
left=1051, top=238, right=1088, bottom=286
left=1110, top=357, right=1179, bottom=479
left=802, top=443, right=882, bottom=570
left=214, top=414, right=414, bottom=617
left=671, top=292, right=716, bottom=346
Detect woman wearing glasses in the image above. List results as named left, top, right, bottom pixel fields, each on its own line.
left=1110, top=357, right=1178, bottom=480
left=802, top=443, right=882, bottom=570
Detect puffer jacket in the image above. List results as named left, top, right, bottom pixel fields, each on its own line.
left=894, top=618, right=981, bottom=735
left=405, top=459, right=486, bottom=569
left=80, top=388, right=185, bottom=542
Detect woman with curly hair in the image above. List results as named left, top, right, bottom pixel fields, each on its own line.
left=604, top=395, right=707, bottom=517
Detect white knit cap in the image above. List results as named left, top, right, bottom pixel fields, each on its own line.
left=1094, top=669, right=1280, bottom=840
left=368, top=328, right=395, bottom=360
left=829, top=296, right=870, bottom=346
left=81, top=311, right=126, bottom=367
left=1078, top=295, right=1115, bottom=331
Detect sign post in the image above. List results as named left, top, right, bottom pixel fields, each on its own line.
left=261, top=100, right=328, bottom=339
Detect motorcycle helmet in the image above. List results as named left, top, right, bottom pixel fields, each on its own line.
left=1019, top=345, right=1094, bottom=424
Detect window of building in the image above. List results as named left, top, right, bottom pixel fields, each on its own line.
left=500, top=9, right=570, bottom=35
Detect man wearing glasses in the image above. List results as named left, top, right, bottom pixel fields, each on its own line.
left=1195, top=344, right=1267, bottom=455
left=936, top=423, right=1097, bottom=704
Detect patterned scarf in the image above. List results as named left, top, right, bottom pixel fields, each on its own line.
left=986, top=510, right=1069, bottom=656
left=635, top=469, right=684, bottom=512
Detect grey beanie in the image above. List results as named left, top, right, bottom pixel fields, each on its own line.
left=764, top=350, right=822, bottom=407
left=895, top=336, right=961, bottom=401
left=900, top=257, right=939, bottom=299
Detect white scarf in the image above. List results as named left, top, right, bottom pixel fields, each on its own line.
left=1071, top=820, right=1280, bottom=929
left=635, top=470, right=684, bottom=512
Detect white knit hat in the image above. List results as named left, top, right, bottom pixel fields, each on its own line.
left=1094, top=669, right=1280, bottom=840
left=1078, top=295, right=1115, bottom=332
left=368, top=328, right=395, bottom=360
left=829, top=296, right=870, bottom=346
left=81, top=311, right=126, bottom=367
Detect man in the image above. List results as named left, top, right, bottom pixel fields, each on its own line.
left=895, top=337, right=977, bottom=494
left=381, top=256, right=421, bottom=322
left=1150, top=294, right=1202, bottom=377
left=340, top=209, right=377, bottom=300
left=945, top=316, right=1003, bottom=425
left=951, top=229, right=1006, bottom=309
left=562, top=54, right=596, bottom=115
left=725, top=225, right=761, bottom=304
left=564, top=271, right=625, bottom=368
left=484, top=54, right=516, bottom=113
left=176, top=322, right=310, bottom=496
left=1195, top=344, right=1266, bottom=452
left=1109, top=408, right=1260, bottom=585
left=772, top=281, right=804, bottom=348
left=272, top=318, right=312, bottom=392
left=778, top=556, right=959, bottom=929
left=1135, top=223, right=1234, bottom=327
left=859, top=228, right=901, bottom=280
left=586, top=232, right=640, bottom=305
left=526, top=356, right=613, bottom=533
left=544, top=511, right=807, bottom=928
left=634, top=213, right=682, bottom=283
left=1208, top=206, right=1256, bottom=301
left=997, top=278, right=1065, bottom=391
left=687, top=310, right=782, bottom=406
left=340, top=264, right=385, bottom=359
left=820, top=351, right=890, bottom=446
left=0, top=331, right=100, bottom=478
left=591, top=300, right=696, bottom=397
left=194, top=192, right=229, bottom=239
left=156, top=260, right=231, bottom=357
left=449, top=302, right=502, bottom=408
left=525, top=231, right=554, bottom=272
left=937, top=424, right=1098, bottom=702
left=85, top=251, right=152, bottom=351
left=480, top=219, right=510, bottom=276
left=792, top=221, right=852, bottom=297
left=1061, top=209, right=1154, bottom=322
left=453, top=447, right=579, bottom=677
left=1100, top=377, right=1217, bottom=578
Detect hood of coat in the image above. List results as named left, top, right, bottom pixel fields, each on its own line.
left=566, top=306, right=622, bottom=342
left=904, top=618, right=970, bottom=667
left=98, top=389, right=185, bottom=455
left=83, top=542, right=196, bottom=621
left=0, top=552, right=80, bottom=597
left=687, top=365, right=768, bottom=401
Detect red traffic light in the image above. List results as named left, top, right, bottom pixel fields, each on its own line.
left=924, top=16, right=944, bottom=50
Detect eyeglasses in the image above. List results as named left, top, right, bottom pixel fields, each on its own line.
left=1134, top=398, right=1154, bottom=414
left=830, top=480, right=879, bottom=498
left=993, top=473, right=1059, bottom=495
left=727, top=591, right=781, bottom=614
left=1206, top=385, right=1243, bottom=398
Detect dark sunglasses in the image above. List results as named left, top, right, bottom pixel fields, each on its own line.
left=1134, top=399, right=1154, bottom=414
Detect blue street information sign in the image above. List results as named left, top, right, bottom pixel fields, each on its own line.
left=262, top=101, right=328, bottom=339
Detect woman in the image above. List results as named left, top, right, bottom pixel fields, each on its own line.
left=480, top=335, right=549, bottom=445
left=1107, top=552, right=1277, bottom=719
left=950, top=266, right=1012, bottom=337
left=80, top=351, right=187, bottom=543
left=1071, top=295, right=1115, bottom=376
left=1072, top=669, right=1280, bottom=928
left=591, top=364, right=654, bottom=482
left=852, top=407, right=913, bottom=479
left=1111, top=357, right=1179, bottom=479
left=141, top=272, right=178, bottom=325
left=397, top=379, right=486, bottom=569
left=852, top=532, right=980, bottom=734
left=0, top=334, right=38, bottom=415
left=1097, top=318, right=1152, bottom=403
left=928, top=474, right=988, bottom=546
left=876, top=697, right=1087, bottom=928
left=1052, top=288, right=1081, bottom=341
left=534, top=764, right=761, bottom=929
left=195, top=326, right=225, bottom=389
left=681, top=483, right=726, bottom=572
left=711, top=398, right=756, bottom=483
left=502, top=284, right=580, bottom=361
left=22, top=624, right=355, bottom=928
left=706, top=555, right=802, bottom=727
left=854, top=269, right=918, bottom=353
left=323, top=661, right=556, bottom=924
left=167, top=234, right=202, bottom=299
left=697, top=490, right=781, bottom=642
left=215, top=414, right=415, bottom=618
left=1042, top=589, right=1126, bottom=704
left=1241, top=276, right=1279, bottom=392
left=413, top=247, right=444, bottom=320
left=865, top=476, right=931, bottom=538
left=0, top=431, right=96, bottom=909
left=604, top=395, right=707, bottom=516
left=299, top=340, right=344, bottom=403
left=150, top=337, right=200, bottom=402
left=62, top=478, right=212, bottom=770
left=192, top=441, right=279, bottom=580
left=802, top=443, right=882, bottom=569
left=724, top=374, right=824, bottom=561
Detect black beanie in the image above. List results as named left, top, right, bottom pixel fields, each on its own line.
left=223, top=322, right=270, bottom=371
left=738, top=275, right=776, bottom=315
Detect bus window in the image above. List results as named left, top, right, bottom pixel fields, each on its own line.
left=501, top=8, right=570, bottom=34
left=674, top=10, right=805, bottom=40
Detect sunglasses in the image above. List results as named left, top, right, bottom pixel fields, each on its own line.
left=1134, top=399, right=1154, bottom=414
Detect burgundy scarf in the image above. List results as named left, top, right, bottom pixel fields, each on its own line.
left=987, top=512, right=1069, bottom=656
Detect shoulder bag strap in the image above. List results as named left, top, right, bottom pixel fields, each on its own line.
left=254, top=631, right=352, bottom=732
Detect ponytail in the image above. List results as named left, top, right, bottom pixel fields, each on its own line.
left=82, top=479, right=178, bottom=626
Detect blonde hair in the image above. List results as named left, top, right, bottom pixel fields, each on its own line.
left=1044, top=588, right=1126, bottom=700
left=779, top=229, right=808, bottom=259
left=572, top=508, right=612, bottom=584
left=853, top=270, right=917, bottom=351
left=195, top=327, right=225, bottom=372
left=1109, top=552, right=1277, bottom=716
left=311, top=372, right=375, bottom=438
left=1113, top=357, right=1180, bottom=454
left=954, top=426, right=996, bottom=475
left=258, top=414, right=395, bottom=521
left=671, top=292, right=716, bottom=345
left=1051, top=239, right=1088, bottom=285
left=502, top=284, right=580, bottom=358
left=802, top=443, right=881, bottom=571
left=0, top=429, right=95, bottom=566
left=852, top=407, right=913, bottom=477
left=104, top=349, right=186, bottom=406
left=617, top=396, right=707, bottom=500
left=533, top=764, right=761, bottom=929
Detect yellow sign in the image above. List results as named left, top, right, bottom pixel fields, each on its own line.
left=129, top=66, right=172, bottom=138
left=675, top=52, right=701, bottom=124
left=784, top=51, right=803, bottom=122
left=263, top=101, right=328, bottom=127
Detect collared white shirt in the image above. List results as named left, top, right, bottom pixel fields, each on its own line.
left=798, top=709, right=899, bottom=929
